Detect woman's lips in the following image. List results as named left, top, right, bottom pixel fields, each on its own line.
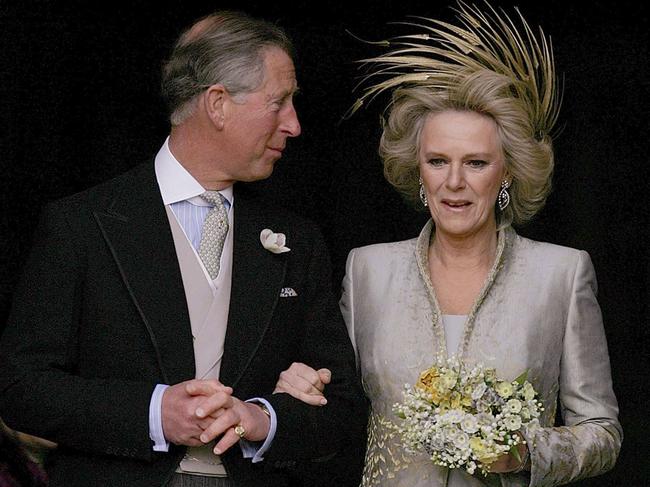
left=441, top=200, right=472, bottom=211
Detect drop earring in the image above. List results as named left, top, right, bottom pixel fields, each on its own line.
left=419, top=177, right=428, bottom=207
left=498, top=179, right=510, bottom=211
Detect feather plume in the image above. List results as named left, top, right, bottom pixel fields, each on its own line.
left=347, top=1, right=561, bottom=138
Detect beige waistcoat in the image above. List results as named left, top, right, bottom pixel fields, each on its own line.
left=166, top=206, right=232, bottom=477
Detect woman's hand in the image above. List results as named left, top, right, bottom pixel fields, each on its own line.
left=488, top=441, right=529, bottom=473
left=273, top=362, right=331, bottom=406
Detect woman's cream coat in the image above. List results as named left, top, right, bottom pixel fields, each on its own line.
left=341, top=221, right=621, bottom=487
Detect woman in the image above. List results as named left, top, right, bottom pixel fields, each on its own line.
left=275, top=3, right=621, bottom=486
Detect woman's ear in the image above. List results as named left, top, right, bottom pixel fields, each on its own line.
left=503, top=168, right=513, bottom=187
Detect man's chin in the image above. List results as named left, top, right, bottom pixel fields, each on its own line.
left=240, top=164, right=276, bottom=183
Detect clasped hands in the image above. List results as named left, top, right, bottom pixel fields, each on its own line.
left=161, top=362, right=331, bottom=455
left=161, top=379, right=270, bottom=455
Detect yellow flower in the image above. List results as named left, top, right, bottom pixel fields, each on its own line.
left=469, top=437, right=483, bottom=452
left=450, top=391, right=462, bottom=409
left=430, top=389, right=446, bottom=405
left=434, top=379, right=449, bottom=395
left=478, top=451, right=501, bottom=465
left=416, top=367, right=456, bottom=405
left=469, top=437, right=500, bottom=465
left=461, top=394, right=473, bottom=407
left=439, top=395, right=450, bottom=408
left=495, top=381, right=514, bottom=398
left=440, top=370, right=458, bottom=390
left=416, top=367, right=440, bottom=395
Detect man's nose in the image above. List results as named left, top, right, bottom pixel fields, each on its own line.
left=281, top=103, right=301, bottom=137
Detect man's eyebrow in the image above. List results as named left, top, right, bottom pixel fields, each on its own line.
left=273, top=86, right=300, bottom=101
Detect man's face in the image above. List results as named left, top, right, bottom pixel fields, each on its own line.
left=220, top=47, right=301, bottom=182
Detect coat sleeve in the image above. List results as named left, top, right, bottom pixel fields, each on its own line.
left=262, top=226, right=368, bottom=466
left=519, top=251, right=622, bottom=487
left=0, top=202, right=158, bottom=461
left=339, top=249, right=358, bottom=367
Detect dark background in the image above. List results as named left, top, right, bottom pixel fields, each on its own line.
left=1, top=1, right=647, bottom=485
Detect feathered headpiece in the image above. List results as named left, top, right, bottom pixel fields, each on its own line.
left=348, top=1, right=561, bottom=139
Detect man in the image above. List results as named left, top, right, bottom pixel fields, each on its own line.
left=0, top=11, right=366, bottom=487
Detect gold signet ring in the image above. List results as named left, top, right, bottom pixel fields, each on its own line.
left=234, top=424, right=246, bottom=438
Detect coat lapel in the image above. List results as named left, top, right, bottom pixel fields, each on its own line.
left=92, top=163, right=195, bottom=385
left=219, top=186, right=287, bottom=388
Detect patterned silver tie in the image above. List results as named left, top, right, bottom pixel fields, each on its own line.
left=198, top=191, right=229, bottom=279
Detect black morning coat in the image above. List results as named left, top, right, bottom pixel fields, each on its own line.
left=0, top=161, right=368, bottom=487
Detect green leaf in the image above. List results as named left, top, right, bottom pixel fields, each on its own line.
left=510, top=444, right=522, bottom=462
left=513, top=369, right=529, bottom=385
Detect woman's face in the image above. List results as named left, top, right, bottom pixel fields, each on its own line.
left=418, top=110, right=507, bottom=240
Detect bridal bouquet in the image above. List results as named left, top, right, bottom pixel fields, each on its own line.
left=393, top=357, right=543, bottom=476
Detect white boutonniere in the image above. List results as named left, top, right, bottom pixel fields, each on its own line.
left=260, top=229, right=290, bottom=254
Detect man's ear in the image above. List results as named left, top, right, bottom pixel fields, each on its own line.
left=204, top=84, right=227, bottom=130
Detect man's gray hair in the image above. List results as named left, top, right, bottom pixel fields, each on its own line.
left=162, top=11, right=294, bottom=126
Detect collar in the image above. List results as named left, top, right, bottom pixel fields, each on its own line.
left=154, top=137, right=234, bottom=207
left=414, top=220, right=513, bottom=360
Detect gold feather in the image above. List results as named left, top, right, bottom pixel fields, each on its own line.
left=347, top=1, right=561, bottom=137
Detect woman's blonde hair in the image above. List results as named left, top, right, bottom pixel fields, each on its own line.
left=352, top=2, right=561, bottom=227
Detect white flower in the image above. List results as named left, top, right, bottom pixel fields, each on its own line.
left=471, top=382, right=487, bottom=400
left=522, top=382, right=536, bottom=401
left=476, top=400, right=491, bottom=413
left=527, top=399, right=542, bottom=417
left=392, top=358, right=541, bottom=476
left=460, top=415, right=479, bottom=434
left=454, top=432, right=470, bottom=449
left=506, top=399, right=522, bottom=414
left=444, top=425, right=460, bottom=441
left=495, top=381, right=514, bottom=398
left=476, top=412, right=495, bottom=426
left=504, top=415, right=522, bottom=431
left=443, top=409, right=464, bottom=424
left=429, top=433, right=445, bottom=449
left=260, top=229, right=290, bottom=253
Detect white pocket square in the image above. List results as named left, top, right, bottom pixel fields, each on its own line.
left=280, top=287, right=298, bottom=297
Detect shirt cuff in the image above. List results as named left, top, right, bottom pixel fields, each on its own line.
left=149, top=384, right=170, bottom=452
left=239, top=398, right=277, bottom=463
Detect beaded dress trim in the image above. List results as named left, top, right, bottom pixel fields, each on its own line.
left=415, top=220, right=511, bottom=361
